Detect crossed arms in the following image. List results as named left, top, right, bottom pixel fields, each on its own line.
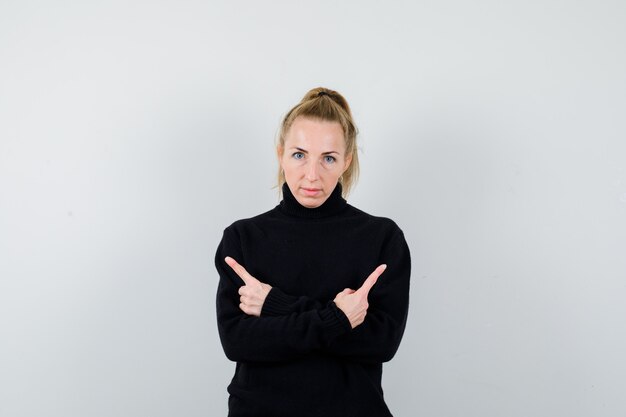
left=215, top=227, right=410, bottom=364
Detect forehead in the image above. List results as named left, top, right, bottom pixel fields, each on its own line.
left=285, top=117, right=345, bottom=152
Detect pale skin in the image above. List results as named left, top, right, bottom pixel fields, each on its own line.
left=225, top=116, right=385, bottom=328
left=278, top=117, right=352, bottom=209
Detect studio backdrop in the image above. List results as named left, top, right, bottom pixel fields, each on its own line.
left=1, top=1, right=625, bottom=416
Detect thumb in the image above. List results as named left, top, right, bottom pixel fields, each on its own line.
left=225, top=256, right=257, bottom=285
left=357, top=264, right=387, bottom=296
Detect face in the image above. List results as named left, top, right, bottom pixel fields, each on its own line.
left=278, top=117, right=352, bottom=208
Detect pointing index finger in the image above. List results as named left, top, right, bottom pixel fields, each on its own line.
left=225, top=256, right=255, bottom=285
left=358, top=264, right=387, bottom=296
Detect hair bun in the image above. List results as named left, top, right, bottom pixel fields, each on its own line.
left=302, top=87, right=352, bottom=118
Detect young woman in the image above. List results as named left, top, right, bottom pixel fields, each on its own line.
left=215, top=87, right=411, bottom=417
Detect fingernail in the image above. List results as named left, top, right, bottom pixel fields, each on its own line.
left=381, top=264, right=387, bottom=270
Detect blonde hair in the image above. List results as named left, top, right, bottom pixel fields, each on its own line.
left=276, top=87, right=359, bottom=197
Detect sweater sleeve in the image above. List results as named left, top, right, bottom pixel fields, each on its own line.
left=261, top=286, right=326, bottom=316
left=323, top=228, right=410, bottom=363
left=215, top=226, right=352, bottom=363
left=259, top=228, right=411, bottom=364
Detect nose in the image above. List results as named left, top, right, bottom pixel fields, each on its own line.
left=305, top=160, right=319, bottom=181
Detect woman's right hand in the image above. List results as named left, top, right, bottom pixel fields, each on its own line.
left=225, top=256, right=272, bottom=317
left=333, top=264, right=386, bottom=329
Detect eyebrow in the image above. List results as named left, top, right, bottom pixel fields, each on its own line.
left=290, top=147, right=340, bottom=155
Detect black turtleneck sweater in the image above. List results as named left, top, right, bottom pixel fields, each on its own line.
left=215, top=183, right=411, bottom=417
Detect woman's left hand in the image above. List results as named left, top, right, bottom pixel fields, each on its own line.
left=225, top=256, right=272, bottom=317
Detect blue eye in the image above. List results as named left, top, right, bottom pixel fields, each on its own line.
left=292, top=152, right=305, bottom=160
left=324, top=155, right=336, bottom=163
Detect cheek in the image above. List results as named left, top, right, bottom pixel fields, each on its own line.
left=280, top=156, right=293, bottom=170
left=281, top=159, right=301, bottom=176
left=326, top=162, right=343, bottom=174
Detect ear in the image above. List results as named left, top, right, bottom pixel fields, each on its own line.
left=277, top=145, right=285, bottom=170
left=343, top=152, right=353, bottom=172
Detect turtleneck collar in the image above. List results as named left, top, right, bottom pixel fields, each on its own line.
left=279, top=182, right=347, bottom=219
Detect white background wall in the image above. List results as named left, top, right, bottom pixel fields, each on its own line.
left=1, top=1, right=625, bottom=416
